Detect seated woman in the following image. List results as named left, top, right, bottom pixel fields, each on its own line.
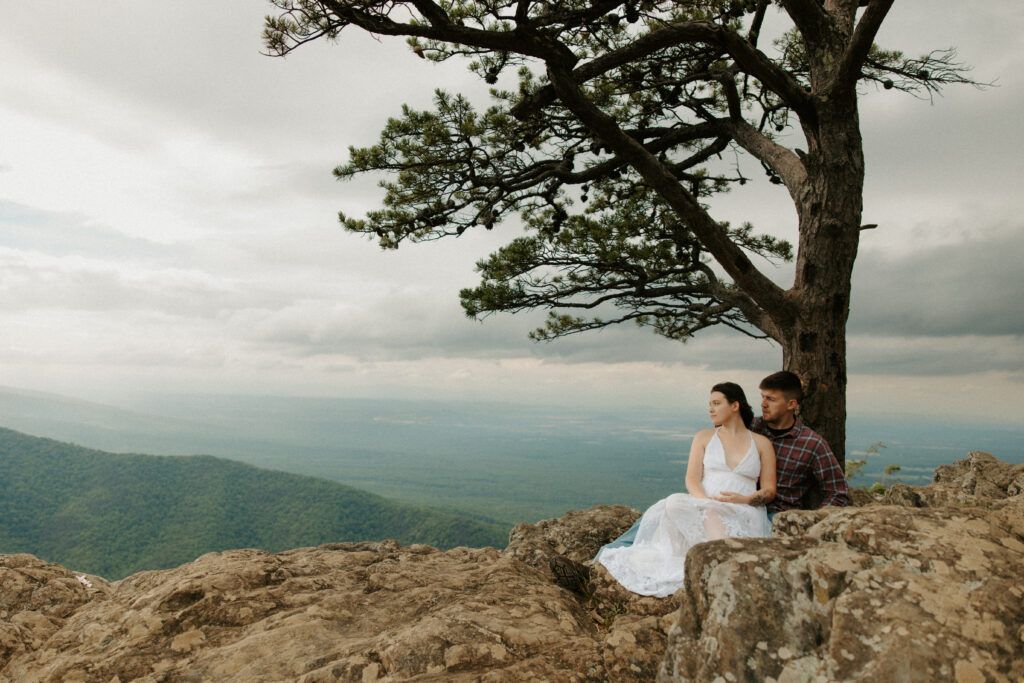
left=594, top=382, right=776, bottom=597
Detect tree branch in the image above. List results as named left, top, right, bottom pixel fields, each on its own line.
left=779, top=0, right=831, bottom=42
left=708, top=281, right=782, bottom=343
left=410, top=0, right=452, bottom=27
left=721, top=119, right=807, bottom=195
left=708, top=23, right=815, bottom=123
left=834, top=0, right=896, bottom=90
left=545, top=64, right=795, bottom=327
left=513, top=19, right=814, bottom=124
left=272, top=0, right=569, bottom=62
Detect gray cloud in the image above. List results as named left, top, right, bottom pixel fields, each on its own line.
left=0, top=249, right=240, bottom=317
left=848, top=334, right=1023, bottom=376
left=224, top=221, right=1024, bottom=376
left=0, top=0, right=1022, bottom=417
left=0, top=202, right=174, bottom=261
left=850, top=228, right=1024, bottom=337
left=0, top=1, right=476, bottom=165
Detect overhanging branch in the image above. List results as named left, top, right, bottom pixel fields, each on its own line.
left=545, top=64, right=794, bottom=328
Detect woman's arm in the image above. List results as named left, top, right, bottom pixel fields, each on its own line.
left=685, top=430, right=713, bottom=498
left=749, top=435, right=777, bottom=506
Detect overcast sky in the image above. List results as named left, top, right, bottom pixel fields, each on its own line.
left=0, top=1, right=1021, bottom=423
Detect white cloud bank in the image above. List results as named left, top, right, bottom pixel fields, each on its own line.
left=0, top=1, right=1021, bottom=422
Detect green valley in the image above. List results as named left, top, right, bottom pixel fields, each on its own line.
left=0, top=427, right=508, bottom=579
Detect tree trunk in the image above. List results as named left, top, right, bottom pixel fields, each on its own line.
left=783, top=94, right=864, bottom=470
left=781, top=313, right=849, bottom=469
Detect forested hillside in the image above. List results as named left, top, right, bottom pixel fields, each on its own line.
left=0, top=427, right=507, bottom=579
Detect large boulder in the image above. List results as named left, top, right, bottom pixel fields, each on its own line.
left=660, top=497, right=1024, bottom=681
left=503, top=504, right=679, bottom=680
left=504, top=503, right=639, bottom=573
left=882, top=450, right=1024, bottom=508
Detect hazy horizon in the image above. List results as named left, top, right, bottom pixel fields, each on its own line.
left=3, top=384, right=1020, bottom=525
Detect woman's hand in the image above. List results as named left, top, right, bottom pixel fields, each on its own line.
left=712, top=491, right=750, bottom=505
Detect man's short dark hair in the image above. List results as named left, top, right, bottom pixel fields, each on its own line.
left=759, top=371, right=804, bottom=402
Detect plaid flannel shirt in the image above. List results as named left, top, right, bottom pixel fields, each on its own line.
left=751, top=417, right=850, bottom=513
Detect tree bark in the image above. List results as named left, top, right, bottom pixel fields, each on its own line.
left=763, top=0, right=878, bottom=470
left=781, top=89, right=864, bottom=468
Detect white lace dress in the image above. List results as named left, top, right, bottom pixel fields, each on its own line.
left=595, top=430, right=771, bottom=597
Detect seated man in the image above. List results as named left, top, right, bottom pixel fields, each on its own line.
left=750, top=371, right=849, bottom=514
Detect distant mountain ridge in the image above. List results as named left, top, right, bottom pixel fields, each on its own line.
left=4, top=384, right=1023, bottom=532
left=0, top=426, right=507, bottom=579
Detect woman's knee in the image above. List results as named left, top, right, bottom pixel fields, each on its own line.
left=663, top=493, right=690, bottom=515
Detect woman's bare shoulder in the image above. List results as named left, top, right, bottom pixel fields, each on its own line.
left=752, top=432, right=774, bottom=450
left=693, top=428, right=717, bottom=443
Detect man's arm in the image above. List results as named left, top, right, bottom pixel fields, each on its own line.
left=812, top=438, right=850, bottom=508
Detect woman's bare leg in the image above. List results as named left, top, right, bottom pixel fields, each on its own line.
left=702, top=508, right=728, bottom=540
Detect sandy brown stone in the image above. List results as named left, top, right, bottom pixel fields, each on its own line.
left=504, top=504, right=640, bottom=573
left=3, top=454, right=1022, bottom=682
left=0, top=555, right=110, bottom=670
left=0, top=506, right=670, bottom=682
left=660, top=498, right=1024, bottom=682
left=847, top=487, right=876, bottom=507
left=882, top=450, right=1024, bottom=508
left=2, top=541, right=611, bottom=682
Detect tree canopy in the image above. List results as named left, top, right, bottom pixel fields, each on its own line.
left=264, top=0, right=976, bottom=464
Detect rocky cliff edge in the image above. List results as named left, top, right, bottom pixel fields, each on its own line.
left=2, top=452, right=1022, bottom=682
